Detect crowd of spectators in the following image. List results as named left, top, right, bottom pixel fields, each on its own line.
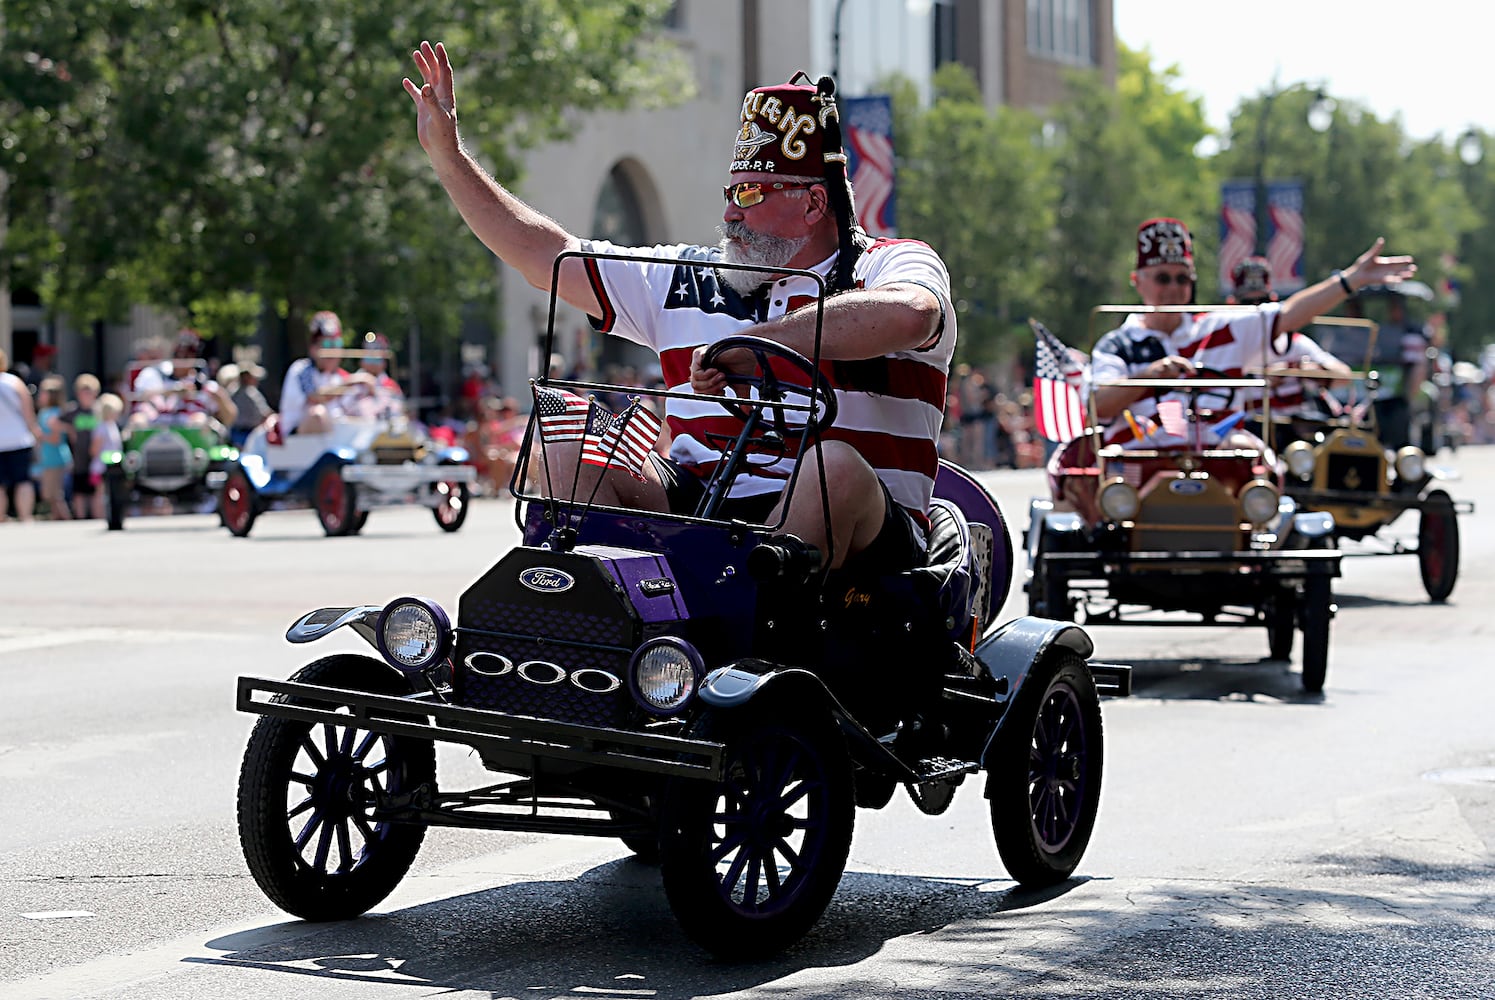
left=7, top=326, right=1494, bottom=522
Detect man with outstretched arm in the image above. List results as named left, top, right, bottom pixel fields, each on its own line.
left=405, top=40, right=956, bottom=574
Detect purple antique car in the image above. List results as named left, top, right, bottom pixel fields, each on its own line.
left=234, top=254, right=1129, bottom=958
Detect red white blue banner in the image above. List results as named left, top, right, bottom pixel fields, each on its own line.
left=843, top=95, right=896, bottom=238
left=1219, top=179, right=1305, bottom=296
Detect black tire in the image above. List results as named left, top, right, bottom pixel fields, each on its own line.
left=1299, top=576, right=1332, bottom=694
left=1417, top=490, right=1460, bottom=603
left=313, top=466, right=358, bottom=536
left=220, top=467, right=259, bottom=538
left=987, top=650, right=1103, bottom=887
left=432, top=477, right=469, bottom=533
left=104, top=466, right=128, bottom=531
left=348, top=510, right=370, bottom=535
left=1265, top=588, right=1295, bottom=660
left=659, top=704, right=855, bottom=959
left=236, top=654, right=434, bottom=921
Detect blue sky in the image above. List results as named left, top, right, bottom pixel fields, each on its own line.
left=1114, top=1, right=1488, bottom=145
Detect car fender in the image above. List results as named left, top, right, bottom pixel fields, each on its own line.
left=974, top=616, right=1094, bottom=760
left=285, top=605, right=384, bottom=649
left=289, top=451, right=357, bottom=493
left=237, top=453, right=273, bottom=491
left=699, top=663, right=837, bottom=712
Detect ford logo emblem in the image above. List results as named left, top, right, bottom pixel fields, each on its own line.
left=518, top=567, right=575, bottom=593
left=1169, top=479, right=1206, bottom=495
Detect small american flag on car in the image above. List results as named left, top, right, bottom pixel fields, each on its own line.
left=581, top=398, right=662, bottom=482
left=533, top=384, right=591, bottom=443
left=1031, top=319, right=1088, bottom=443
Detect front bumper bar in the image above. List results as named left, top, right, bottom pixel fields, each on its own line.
left=1041, top=547, right=1342, bottom=578
left=237, top=676, right=722, bottom=781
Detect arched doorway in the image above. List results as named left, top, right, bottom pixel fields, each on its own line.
left=590, top=161, right=661, bottom=380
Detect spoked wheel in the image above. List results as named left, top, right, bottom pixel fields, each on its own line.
left=987, top=650, right=1103, bottom=887
left=1299, top=576, right=1333, bottom=694
left=660, top=705, right=854, bottom=959
left=220, top=467, right=259, bottom=538
left=431, top=477, right=469, bottom=533
left=313, top=466, right=358, bottom=536
left=1265, top=587, right=1295, bottom=660
left=237, top=654, right=434, bottom=921
left=1417, top=489, right=1460, bottom=603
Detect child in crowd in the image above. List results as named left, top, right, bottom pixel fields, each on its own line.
left=35, top=375, right=73, bottom=520
left=62, top=373, right=101, bottom=518
left=91, top=393, right=125, bottom=520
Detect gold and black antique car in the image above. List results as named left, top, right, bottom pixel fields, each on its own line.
left=1258, top=316, right=1472, bottom=603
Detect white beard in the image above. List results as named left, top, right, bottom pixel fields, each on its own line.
left=716, top=222, right=810, bottom=296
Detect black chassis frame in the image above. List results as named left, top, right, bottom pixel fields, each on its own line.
left=236, top=609, right=1131, bottom=840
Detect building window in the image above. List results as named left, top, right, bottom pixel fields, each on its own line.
left=932, top=0, right=958, bottom=69
left=1027, top=0, right=1093, bottom=66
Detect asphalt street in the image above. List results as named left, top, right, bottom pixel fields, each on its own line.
left=2, top=447, right=1493, bottom=998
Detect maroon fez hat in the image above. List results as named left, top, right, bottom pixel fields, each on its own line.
left=733, top=75, right=841, bottom=176
left=1135, top=217, right=1194, bottom=270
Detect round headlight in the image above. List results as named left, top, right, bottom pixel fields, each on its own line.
left=1098, top=479, right=1141, bottom=522
left=376, top=597, right=452, bottom=674
left=1239, top=480, right=1281, bottom=526
left=1284, top=440, right=1316, bottom=479
left=1395, top=446, right=1426, bottom=482
left=629, top=637, right=704, bottom=715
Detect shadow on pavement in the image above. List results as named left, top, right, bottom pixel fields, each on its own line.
left=188, top=861, right=1095, bottom=997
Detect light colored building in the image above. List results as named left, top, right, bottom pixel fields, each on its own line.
left=488, top=0, right=1114, bottom=397
left=5, top=1, right=1113, bottom=403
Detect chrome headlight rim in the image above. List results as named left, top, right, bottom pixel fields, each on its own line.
left=375, top=596, right=452, bottom=674
left=1283, top=440, right=1316, bottom=480
left=1395, top=446, right=1426, bottom=483
left=1239, top=479, right=1281, bottom=527
left=628, top=636, right=704, bottom=717
left=1097, top=477, right=1141, bottom=522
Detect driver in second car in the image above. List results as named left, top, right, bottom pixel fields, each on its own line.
left=1091, top=218, right=1416, bottom=449
left=406, top=40, right=956, bottom=574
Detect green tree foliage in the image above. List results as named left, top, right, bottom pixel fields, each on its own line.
left=893, top=63, right=1056, bottom=366
left=0, top=0, right=687, bottom=352
left=1041, top=44, right=1213, bottom=348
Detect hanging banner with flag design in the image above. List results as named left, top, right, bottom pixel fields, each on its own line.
left=1030, top=319, right=1088, bottom=444
left=843, top=95, right=896, bottom=238
left=1218, top=179, right=1306, bottom=296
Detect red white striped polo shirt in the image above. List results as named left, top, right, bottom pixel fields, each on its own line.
left=1092, top=305, right=1287, bottom=447
left=579, top=238, right=955, bottom=516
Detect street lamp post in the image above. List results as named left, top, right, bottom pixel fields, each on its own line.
left=1253, top=89, right=1279, bottom=256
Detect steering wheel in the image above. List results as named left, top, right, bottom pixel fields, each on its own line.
left=699, top=336, right=838, bottom=438
left=1157, top=364, right=1236, bottom=419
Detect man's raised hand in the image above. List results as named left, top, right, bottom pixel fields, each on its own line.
left=402, top=40, right=459, bottom=159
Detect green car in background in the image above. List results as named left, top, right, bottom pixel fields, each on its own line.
left=101, top=420, right=238, bottom=530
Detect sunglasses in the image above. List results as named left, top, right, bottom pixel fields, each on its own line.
left=1147, top=271, right=1195, bottom=287
left=722, top=181, right=815, bottom=209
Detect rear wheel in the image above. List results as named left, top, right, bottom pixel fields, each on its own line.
left=1417, top=490, right=1460, bottom=603
left=432, top=477, right=469, bottom=533
left=236, top=654, right=434, bottom=921
left=314, top=466, right=358, bottom=536
left=1265, top=588, right=1295, bottom=660
left=987, top=650, right=1103, bottom=887
left=1299, top=576, right=1332, bottom=694
left=220, top=468, right=258, bottom=537
left=660, top=704, right=854, bottom=959
left=104, top=466, right=129, bottom=531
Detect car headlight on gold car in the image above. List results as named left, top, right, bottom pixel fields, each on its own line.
left=1395, top=446, right=1426, bottom=483
left=1239, top=480, right=1281, bottom=526
left=1098, top=478, right=1141, bottom=522
left=1283, top=440, right=1316, bottom=480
